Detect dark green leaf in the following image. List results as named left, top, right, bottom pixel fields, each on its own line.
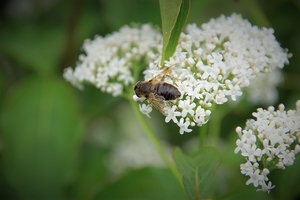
left=96, top=167, right=188, bottom=200
left=0, top=25, right=65, bottom=75
left=0, top=76, right=83, bottom=199
left=159, top=0, right=191, bottom=64
left=174, top=147, right=221, bottom=200
left=68, top=145, right=108, bottom=199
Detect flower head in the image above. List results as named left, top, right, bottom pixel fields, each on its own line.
left=135, top=13, right=289, bottom=134
left=235, top=100, right=300, bottom=192
left=63, top=24, right=162, bottom=96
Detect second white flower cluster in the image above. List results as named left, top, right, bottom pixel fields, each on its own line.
left=235, top=100, right=300, bottom=192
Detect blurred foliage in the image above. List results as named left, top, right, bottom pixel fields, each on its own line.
left=96, top=167, right=187, bottom=200
left=0, top=0, right=299, bottom=199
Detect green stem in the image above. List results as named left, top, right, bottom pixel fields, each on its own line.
left=199, top=124, right=208, bottom=148
left=209, top=110, right=222, bottom=147
left=208, top=105, right=231, bottom=147
left=129, top=99, right=184, bottom=188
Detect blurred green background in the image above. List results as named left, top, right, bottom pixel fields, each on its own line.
left=0, top=0, right=299, bottom=199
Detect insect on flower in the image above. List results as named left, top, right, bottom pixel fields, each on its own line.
left=134, top=67, right=181, bottom=116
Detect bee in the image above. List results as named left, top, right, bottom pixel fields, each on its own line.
left=134, top=67, right=181, bottom=116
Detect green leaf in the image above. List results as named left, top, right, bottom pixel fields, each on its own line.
left=0, top=76, right=83, bottom=199
left=173, top=147, right=221, bottom=200
left=159, top=0, right=191, bottom=65
left=0, top=25, right=65, bottom=75
left=96, top=167, right=188, bottom=200
left=68, top=145, right=108, bottom=199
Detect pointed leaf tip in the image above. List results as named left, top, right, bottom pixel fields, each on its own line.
left=174, top=147, right=221, bottom=200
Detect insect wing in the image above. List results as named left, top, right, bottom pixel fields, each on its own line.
left=148, top=93, right=171, bottom=116
left=150, top=67, right=173, bottom=84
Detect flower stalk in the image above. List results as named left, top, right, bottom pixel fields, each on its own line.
left=129, top=97, right=184, bottom=188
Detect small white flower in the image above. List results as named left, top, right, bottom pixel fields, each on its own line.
left=177, top=118, right=192, bottom=135
left=177, top=80, right=192, bottom=95
left=277, top=161, right=285, bottom=169
left=194, top=106, right=210, bottom=126
left=241, top=144, right=262, bottom=162
left=278, top=151, right=295, bottom=166
left=178, top=99, right=196, bottom=117
left=241, top=129, right=256, bottom=144
left=63, top=67, right=84, bottom=90
left=252, top=108, right=271, bottom=121
left=262, top=139, right=276, bottom=159
left=165, top=105, right=181, bottom=123
left=236, top=126, right=243, bottom=138
left=246, top=169, right=265, bottom=187
left=201, top=63, right=220, bottom=80
left=257, top=181, right=275, bottom=193
left=240, top=161, right=255, bottom=176
left=139, top=104, right=153, bottom=118
left=262, top=168, right=270, bottom=180
left=224, top=81, right=243, bottom=101
left=215, top=91, right=228, bottom=104
left=234, top=139, right=250, bottom=154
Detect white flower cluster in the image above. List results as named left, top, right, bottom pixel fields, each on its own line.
left=63, top=13, right=290, bottom=134
left=136, top=13, right=289, bottom=134
left=63, top=24, right=161, bottom=96
left=235, top=100, right=300, bottom=192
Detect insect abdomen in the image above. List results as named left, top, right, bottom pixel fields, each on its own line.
left=155, top=83, right=181, bottom=100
